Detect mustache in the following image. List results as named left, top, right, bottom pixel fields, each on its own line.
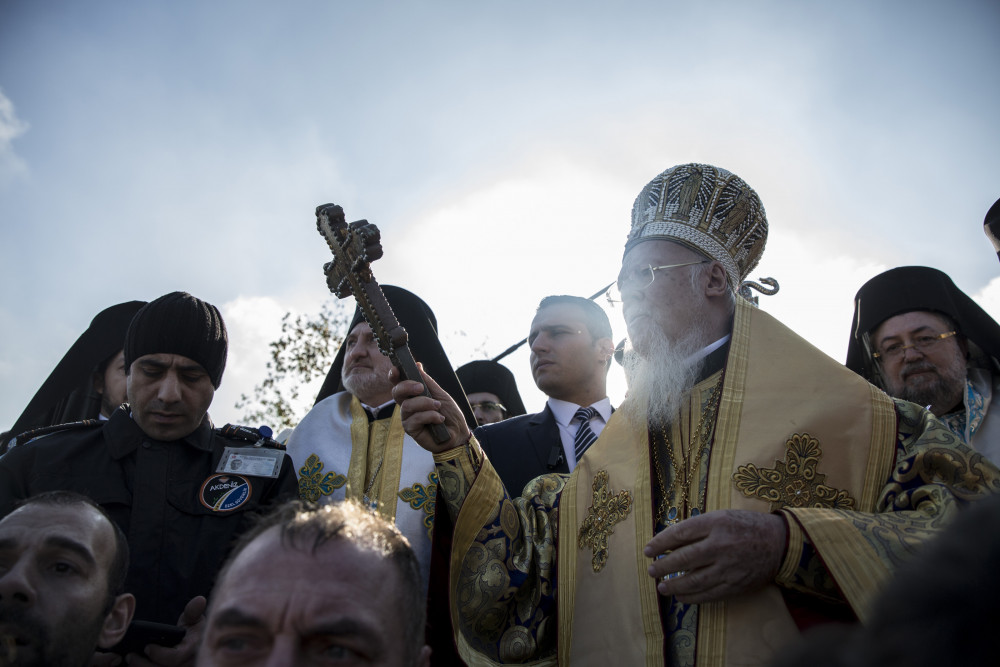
left=344, top=363, right=376, bottom=374
left=901, top=361, right=937, bottom=377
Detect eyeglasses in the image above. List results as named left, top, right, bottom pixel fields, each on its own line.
left=872, top=331, right=958, bottom=362
left=471, top=401, right=506, bottom=414
left=607, top=260, right=709, bottom=306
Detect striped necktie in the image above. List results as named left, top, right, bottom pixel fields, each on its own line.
left=573, top=406, right=600, bottom=461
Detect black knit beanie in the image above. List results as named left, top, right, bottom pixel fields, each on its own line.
left=123, top=292, right=228, bottom=388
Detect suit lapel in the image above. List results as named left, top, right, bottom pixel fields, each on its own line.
left=526, top=405, right=568, bottom=473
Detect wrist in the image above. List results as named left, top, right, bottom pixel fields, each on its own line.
left=434, top=432, right=482, bottom=473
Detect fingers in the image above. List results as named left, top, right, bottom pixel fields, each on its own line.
left=650, top=545, right=745, bottom=603
left=647, top=547, right=694, bottom=581
left=399, top=397, right=447, bottom=431
left=178, top=596, right=207, bottom=628
left=392, top=379, right=434, bottom=405
left=391, top=368, right=469, bottom=453
left=393, top=377, right=444, bottom=427
left=645, top=510, right=789, bottom=604
left=128, top=596, right=205, bottom=666
left=644, top=527, right=680, bottom=558
left=656, top=566, right=734, bottom=604
left=643, top=513, right=712, bottom=557
left=414, top=362, right=450, bottom=400
left=646, top=530, right=708, bottom=584
left=390, top=363, right=446, bottom=402
left=138, top=634, right=198, bottom=666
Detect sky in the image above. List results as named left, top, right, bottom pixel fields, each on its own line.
left=1, top=0, right=998, bottom=431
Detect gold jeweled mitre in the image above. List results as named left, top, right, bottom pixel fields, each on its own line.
left=625, top=163, right=769, bottom=290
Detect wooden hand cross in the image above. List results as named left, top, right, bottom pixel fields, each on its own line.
left=315, top=203, right=450, bottom=444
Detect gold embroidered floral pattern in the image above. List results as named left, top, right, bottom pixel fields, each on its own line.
left=297, top=453, right=347, bottom=502
left=577, top=470, right=633, bottom=573
left=398, top=471, right=438, bottom=539
left=733, top=433, right=856, bottom=511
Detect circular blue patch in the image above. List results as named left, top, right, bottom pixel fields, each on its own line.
left=199, top=474, right=252, bottom=512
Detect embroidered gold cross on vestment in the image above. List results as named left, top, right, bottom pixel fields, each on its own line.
left=398, top=471, right=438, bottom=539
left=298, top=453, right=347, bottom=502
left=578, top=470, right=633, bottom=573
left=733, top=433, right=856, bottom=512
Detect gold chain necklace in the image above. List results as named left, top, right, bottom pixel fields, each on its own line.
left=651, top=370, right=725, bottom=525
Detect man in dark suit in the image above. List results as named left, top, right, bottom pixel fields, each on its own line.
left=475, top=295, right=614, bottom=495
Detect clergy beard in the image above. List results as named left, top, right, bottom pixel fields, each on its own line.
left=884, top=355, right=967, bottom=416
left=342, top=369, right=394, bottom=407
left=621, top=320, right=709, bottom=429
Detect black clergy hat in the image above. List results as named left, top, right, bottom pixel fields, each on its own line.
left=456, top=360, right=527, bottom=418
left=4, top=300, right=146, bottom=446
left=846, top=266, right=1000, bottom=384
left=985, top=197, right=1000, bottom=263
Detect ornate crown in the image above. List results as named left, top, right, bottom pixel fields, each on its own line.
left=625, top=163, right=769, bottom=289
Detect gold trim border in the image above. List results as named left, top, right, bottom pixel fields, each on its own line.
left=557, top=468, right=579, bottom=665
left=698, top=298, right=753, bottom=662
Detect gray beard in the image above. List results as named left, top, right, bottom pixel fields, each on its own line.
left=342, top=369, right=393, bottom=407
left=621, top=322, right=709, bottom=429
left=888, top=358, right=967, bottom=416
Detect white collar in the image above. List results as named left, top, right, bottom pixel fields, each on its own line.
left=686, top=334, right=731, bottom=365
left=362, top=399, right=396, bottom=418
left=547, top=396, right=613, bottom=427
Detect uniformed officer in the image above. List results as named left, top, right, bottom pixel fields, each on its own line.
left=0, top=291, right=298, bottom=665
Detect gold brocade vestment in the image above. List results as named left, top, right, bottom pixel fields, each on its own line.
left=434, top=298, right=1000, bottom=666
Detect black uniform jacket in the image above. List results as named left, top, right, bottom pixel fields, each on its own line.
left=0, top=408, right=298, bottom=624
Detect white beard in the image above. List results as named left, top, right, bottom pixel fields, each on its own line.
left=342, top=368, right=394, bottom=407
left=620, top=321, right=710, bottom=429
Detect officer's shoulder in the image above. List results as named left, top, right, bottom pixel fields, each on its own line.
left=215, top=423, right=285, bottom=450
left=4, top=419, right=104, bottom=454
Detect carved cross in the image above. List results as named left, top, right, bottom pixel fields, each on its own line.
left=316, top=203, right=449, bottom=444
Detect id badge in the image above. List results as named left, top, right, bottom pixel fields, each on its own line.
left=217, top=447, right=285, bottom=478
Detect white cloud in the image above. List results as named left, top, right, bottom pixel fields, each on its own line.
left=215, top=295, right=329, bottom=429
left=0, top=88, right=29, bottom=185
left=3, top=0, right=998, bottom=431
left=754, top=232, right=888, bottom=365
left=385, top=153, right=634, bottom=412
left=973, top=276, right=1000, bottom=322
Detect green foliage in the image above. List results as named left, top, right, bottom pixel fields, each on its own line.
left=236, top=300, right=351, bottom=431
